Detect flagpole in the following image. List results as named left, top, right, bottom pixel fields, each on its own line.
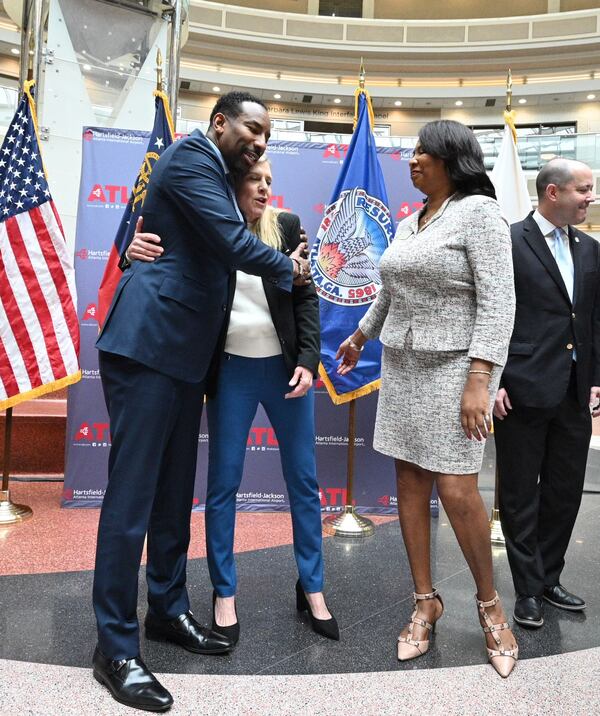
left=322, top=59, right=375, bottom=539
left=156, top=48, right=163, bottom=92
left=0, top=407, right=33, bottom=525
left=0, top=5, right=38, bottom=526
left=167, top=0, right=184, bottom=121
left=322, top=399, right=374, bottom=537
left=488, top=70, right=513, bottom=545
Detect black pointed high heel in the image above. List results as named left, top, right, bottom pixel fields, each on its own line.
left=212, top=591, right=240, bottom=646
left=295, top=580, right=340, bottom=641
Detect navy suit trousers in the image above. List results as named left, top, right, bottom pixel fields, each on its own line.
left=94, top=351, right=205, bottom=659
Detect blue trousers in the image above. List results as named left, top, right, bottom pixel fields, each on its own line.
left=205, top=354, right=324, bottom=596
left=94, top=351, right=205, bottom=659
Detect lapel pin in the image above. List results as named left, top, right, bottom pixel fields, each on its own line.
left=574, top=237, right=580, bottom=243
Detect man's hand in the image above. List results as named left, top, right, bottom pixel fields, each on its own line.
left=590, top=386, right=600, bottom=417
left=126, top=216, right=164, bottom=263
left=493, top=388, right=512, bottom=420
left=285, top=366, right=313, bottom=399
left=290, top=242, right=311, bottom=286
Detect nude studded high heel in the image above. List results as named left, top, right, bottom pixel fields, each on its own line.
left=476, top=591, right=519, bottom=678
left=397, top=589, right=444, bottom=661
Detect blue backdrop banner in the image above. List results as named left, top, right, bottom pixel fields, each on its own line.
left=63, top=128, right=433, bottom=515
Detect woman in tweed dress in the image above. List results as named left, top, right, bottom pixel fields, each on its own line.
left=337, top=120, right=518, bottom=678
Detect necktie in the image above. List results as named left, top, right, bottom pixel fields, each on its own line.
left=553, top=227, right=576, bottom=360
left=553, top=227, right=574, bottom=302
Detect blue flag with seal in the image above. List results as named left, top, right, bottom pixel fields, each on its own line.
left=310, top=89, right=394, bottom=404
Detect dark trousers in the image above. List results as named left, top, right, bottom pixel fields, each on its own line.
left=495, top=365, right=591, bottom=597
left=93, top=351, right=205, bottom=660
left=205, top=354, right=324, bottom=597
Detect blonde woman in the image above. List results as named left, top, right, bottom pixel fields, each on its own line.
left=126, top=158, right=339, bottom=645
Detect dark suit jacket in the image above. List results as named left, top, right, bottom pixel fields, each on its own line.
left=205, top=211, right=320, bottom=397
left=97, top=130, right=292, bottom=383
left=501, top=212, right=600, bottom=408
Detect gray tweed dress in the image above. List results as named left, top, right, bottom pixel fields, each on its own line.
left=359, top=194, right=515, bottom=474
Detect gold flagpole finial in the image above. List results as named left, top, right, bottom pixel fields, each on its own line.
left=156, top=48, right=163, bottom=92
left=505, top=68, right=513, bottom=112
left=359, top=57, right=365, bottom=90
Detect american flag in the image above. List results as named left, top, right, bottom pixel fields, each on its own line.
left=0, top=82, right=80, bottom=410
left=97, top=90, right=175, bottom=326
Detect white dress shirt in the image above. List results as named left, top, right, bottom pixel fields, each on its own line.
left=532, top=209, right=573, bottom=274
left=224, top=272, right=282, bottom=358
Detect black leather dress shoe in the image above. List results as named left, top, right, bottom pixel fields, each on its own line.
left=513, top=595, right=544, bottom=628
left=92, top=647, right=173, bottom=712
left=145, top=611, right=233, bottom=654
left=544, top=584, right=586, bottom=611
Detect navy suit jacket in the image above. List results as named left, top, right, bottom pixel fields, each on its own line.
left=96, top=130, right=292, bottom=383
left=501, top=212, right=600, bottom=408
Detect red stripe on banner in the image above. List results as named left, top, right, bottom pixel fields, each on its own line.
left=0, top=251, right=43, bottom=390
left=5, top=214, right=66, bottom=380
left=97, top=244, right=123, bottom=328
left=0, top=333, right=20, bottom=399
left=30, top=204, right=80, bottom=354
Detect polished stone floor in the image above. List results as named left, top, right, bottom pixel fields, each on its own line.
left=0, top=441, right=599, bottom=714
left=1, top=493, right=598, bottom=677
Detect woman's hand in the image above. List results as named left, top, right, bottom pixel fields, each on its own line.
left=285, top=366, right=313, bottom=399
left=461, top=373, right=492, bottom=441
left=336, top=331, right=366, bottom=375
left=126, top=216, right=164, bottom=263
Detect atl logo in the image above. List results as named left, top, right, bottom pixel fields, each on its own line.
left=269, top=195, right=291, bottom=212
left=397, top=201, right=424, bottom=219
left=319, top=487, right=354, bottom=507
left=75, top=422, right=110, bottom=442
left=323, top=144, right=348, bottom=160
left=82, top=303, right=97, bottom=321
left=247, top=427, right=279, bottom=446
left=87, top=184, right=130, bottom=203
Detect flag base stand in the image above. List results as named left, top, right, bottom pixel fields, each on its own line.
left=489, top=508, right=505, bottom=544
left=0, top=489, right=33, bottom=526
left=322, top=505, right=374, bottom=538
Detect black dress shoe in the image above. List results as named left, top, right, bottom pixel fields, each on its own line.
left=212, top=591, right=240, bottom=646
left=295, top=580, right=340, bottom=641
left=513, top=595, right=544, bottom=628
left=544, top=584, right=586, bottom=611
left=92, top=647, right=173, bottom=712
left=144, top=611, right=232, bottom=654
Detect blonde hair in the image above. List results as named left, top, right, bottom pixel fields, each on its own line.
left=249, top=205, right=283, bottom=249
left=245, top=156, right=283, bottom=250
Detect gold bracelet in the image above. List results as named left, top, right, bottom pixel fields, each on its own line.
left=468, top=369, right=491, bottom=376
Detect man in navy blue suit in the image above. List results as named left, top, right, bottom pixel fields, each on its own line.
left=92, top=92, right=310, bottom=712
